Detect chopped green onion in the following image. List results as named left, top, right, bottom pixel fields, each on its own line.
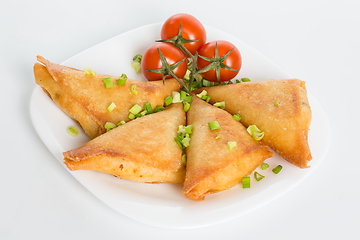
left=131, top=62, right=141, bottom=74
left=183, top=69, right=191, bottom=81
left=185, top=125, right=193, bottom=134
left=203, top=95, right=211, bottom=102
left=130, top=84, right=138, bottom=95
left=213, top=101, right=226, bottom=109
left=153, top=106, right=165, bottom=113
left=67, top=126, right=79, bottom=137
left=144, top=102, right=153, bottom=114
left=196, top=90, right=208, bottom=99
left=242, top=177, right=251, bottom=188
left=183, top=102, right=191, bottom=112
left=129, top=104, right=142, bottom=115
left=181, top=136, right=191, bottom=148
left=103, top=77, right=114, bottom=89
left=227, top=141, right=237, bottom=150
left=104, top=122, right=116, bottom=131
left=182, top=95, right=192, bottom=103
left=202, top=79, right=215, bottom=87
left=235, top=79, right=241, bottom=83
left=128, top=113, right=136, bottom=120
left=215, top=135, right=222, bottom=140
left=172, top=91, right=181, bottom=103
left=117, top=120, right=126, bottom=126
left=181, top=154, right=187, bottom=166
left=232, top=113, right=242, bottom=121
left=260, top=162, right=269, bottom=170
left=247, top=125, right=265, bottom=140
left=139, top=110, right=147, bottom=116
left=84, top=67, right=96, bottom=76
left=174, top=138, right=185, bottom=150
left=133, top=54, right=142, bottom=62
left=254, top=171, right=265, bottom=181
left=117, top=74, right=127, bottom=85
left=107, top=102, right=117, bottom=112
left=208, top=121, right=221, bottom=130
left=164, top=96, right=173, bottom=106
left=241, top=77, right=251, bottom=82
left=272, top=102, right=279, bottom=106
left=272, top=165, right=283, bottom=174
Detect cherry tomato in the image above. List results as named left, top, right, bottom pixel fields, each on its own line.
left=161, top=13, right=206, bottom=55
left=197, top=40, right=242, bottom=82
left=141, top=42, right=187, bottom=81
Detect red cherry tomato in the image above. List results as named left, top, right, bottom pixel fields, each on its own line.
left=197, top=40, right=242, bottom=82
left=141, top=42, right=187, bottom=81
left=161, top=13, right=206, bottom=55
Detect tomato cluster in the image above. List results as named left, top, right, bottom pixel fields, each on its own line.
left=141, top=13, right=242, bottom=85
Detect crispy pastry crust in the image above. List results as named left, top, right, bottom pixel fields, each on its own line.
left=183, top=95, right=274, bottom=200
left=194, top=79, right=312, bottom=168
left=63, top=103, right=186, bottom=184
left=34, top=56, right=181, bottom=139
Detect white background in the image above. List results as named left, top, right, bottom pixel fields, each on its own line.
left=1, top=0, right=359, bottom=239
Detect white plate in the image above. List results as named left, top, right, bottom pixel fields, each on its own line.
left=30, top=23, right=330, bottom=229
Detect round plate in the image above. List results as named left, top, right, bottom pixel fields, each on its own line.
left=30, top=23, right=330, bottom=229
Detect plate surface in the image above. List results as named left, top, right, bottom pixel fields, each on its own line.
left=30, top=23, right=330, bottom=229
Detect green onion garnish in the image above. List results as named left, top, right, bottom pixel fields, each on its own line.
left=227, top=141, right=237, bottom=150
left=260, top=162, right=269, bottom=170
left=202, top=79, right=215, bottom=87
left=181, top=136, right=191, bottom=148
left=247, top=125, right=265, bottom=140
left=174, top=138, right=185, bottom=150
left=208, top=121, right=221, bottom=130
left=215, top=135, right=222, bottom=140
left=129, top=104, right=142, bottom=115
left=117, top=74, right=127, bottom=85
left=213, top=101, right=226, bottom=109
left=128, top=113, right=136, bottom=120
left=254, top=171, right=265, bottom=181
left=242, top=177, right=251, bottom=188
left=196, top=90, right=207, bottom=99
left=67, top=126, right=79, bottom=137
left=131, top=62, right=141, bottom=74
left=103, top=77, right=114, bottom=88
left=241, top=77, right=251, bottom=82
left=172, top=91, right=181, bottom=103
left=116, top=120, right=126, bottom=126
left=181, top=154, right=187, bottom=166
left=183, top=102, right=190, bottom=112
left=185, top=125, right=193, bottom=134
left=107, top=102, right=116, bottom=112
left=272, top=165, right=283, bottom=174
left=104, top=122, right=116, bottom=131
left=84, top=67, right=96, bottom=76
left=164, top=96, right=173, bottom=106
left=232, top=113, right=242, bottom=121
left=130, top=84, right=138, bottom=95
left=153, top=106, right=165, bottom=113
left=144, top=102, right=153, bottom=114
left=133, top=54, right=142, bottom=62
left=183, top=69, right=191, bottom=81
left=272, top=102, right=279, bottom=106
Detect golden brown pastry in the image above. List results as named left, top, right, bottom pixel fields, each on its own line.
left=182, top=95, right=274, bottom=201
left=194, top=79, right=312, bottom=168
left=34, top=55, right=181, bottom=139
left=63, top=103, right=186, bottom=184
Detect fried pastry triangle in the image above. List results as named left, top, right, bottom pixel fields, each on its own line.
left=34, top=56, right=181, bottom=139
left=63, top=103, right=186, bottom=184
left=182, top=95, right=274, bottom=201
left=194, top=79, right=312, bottom=168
